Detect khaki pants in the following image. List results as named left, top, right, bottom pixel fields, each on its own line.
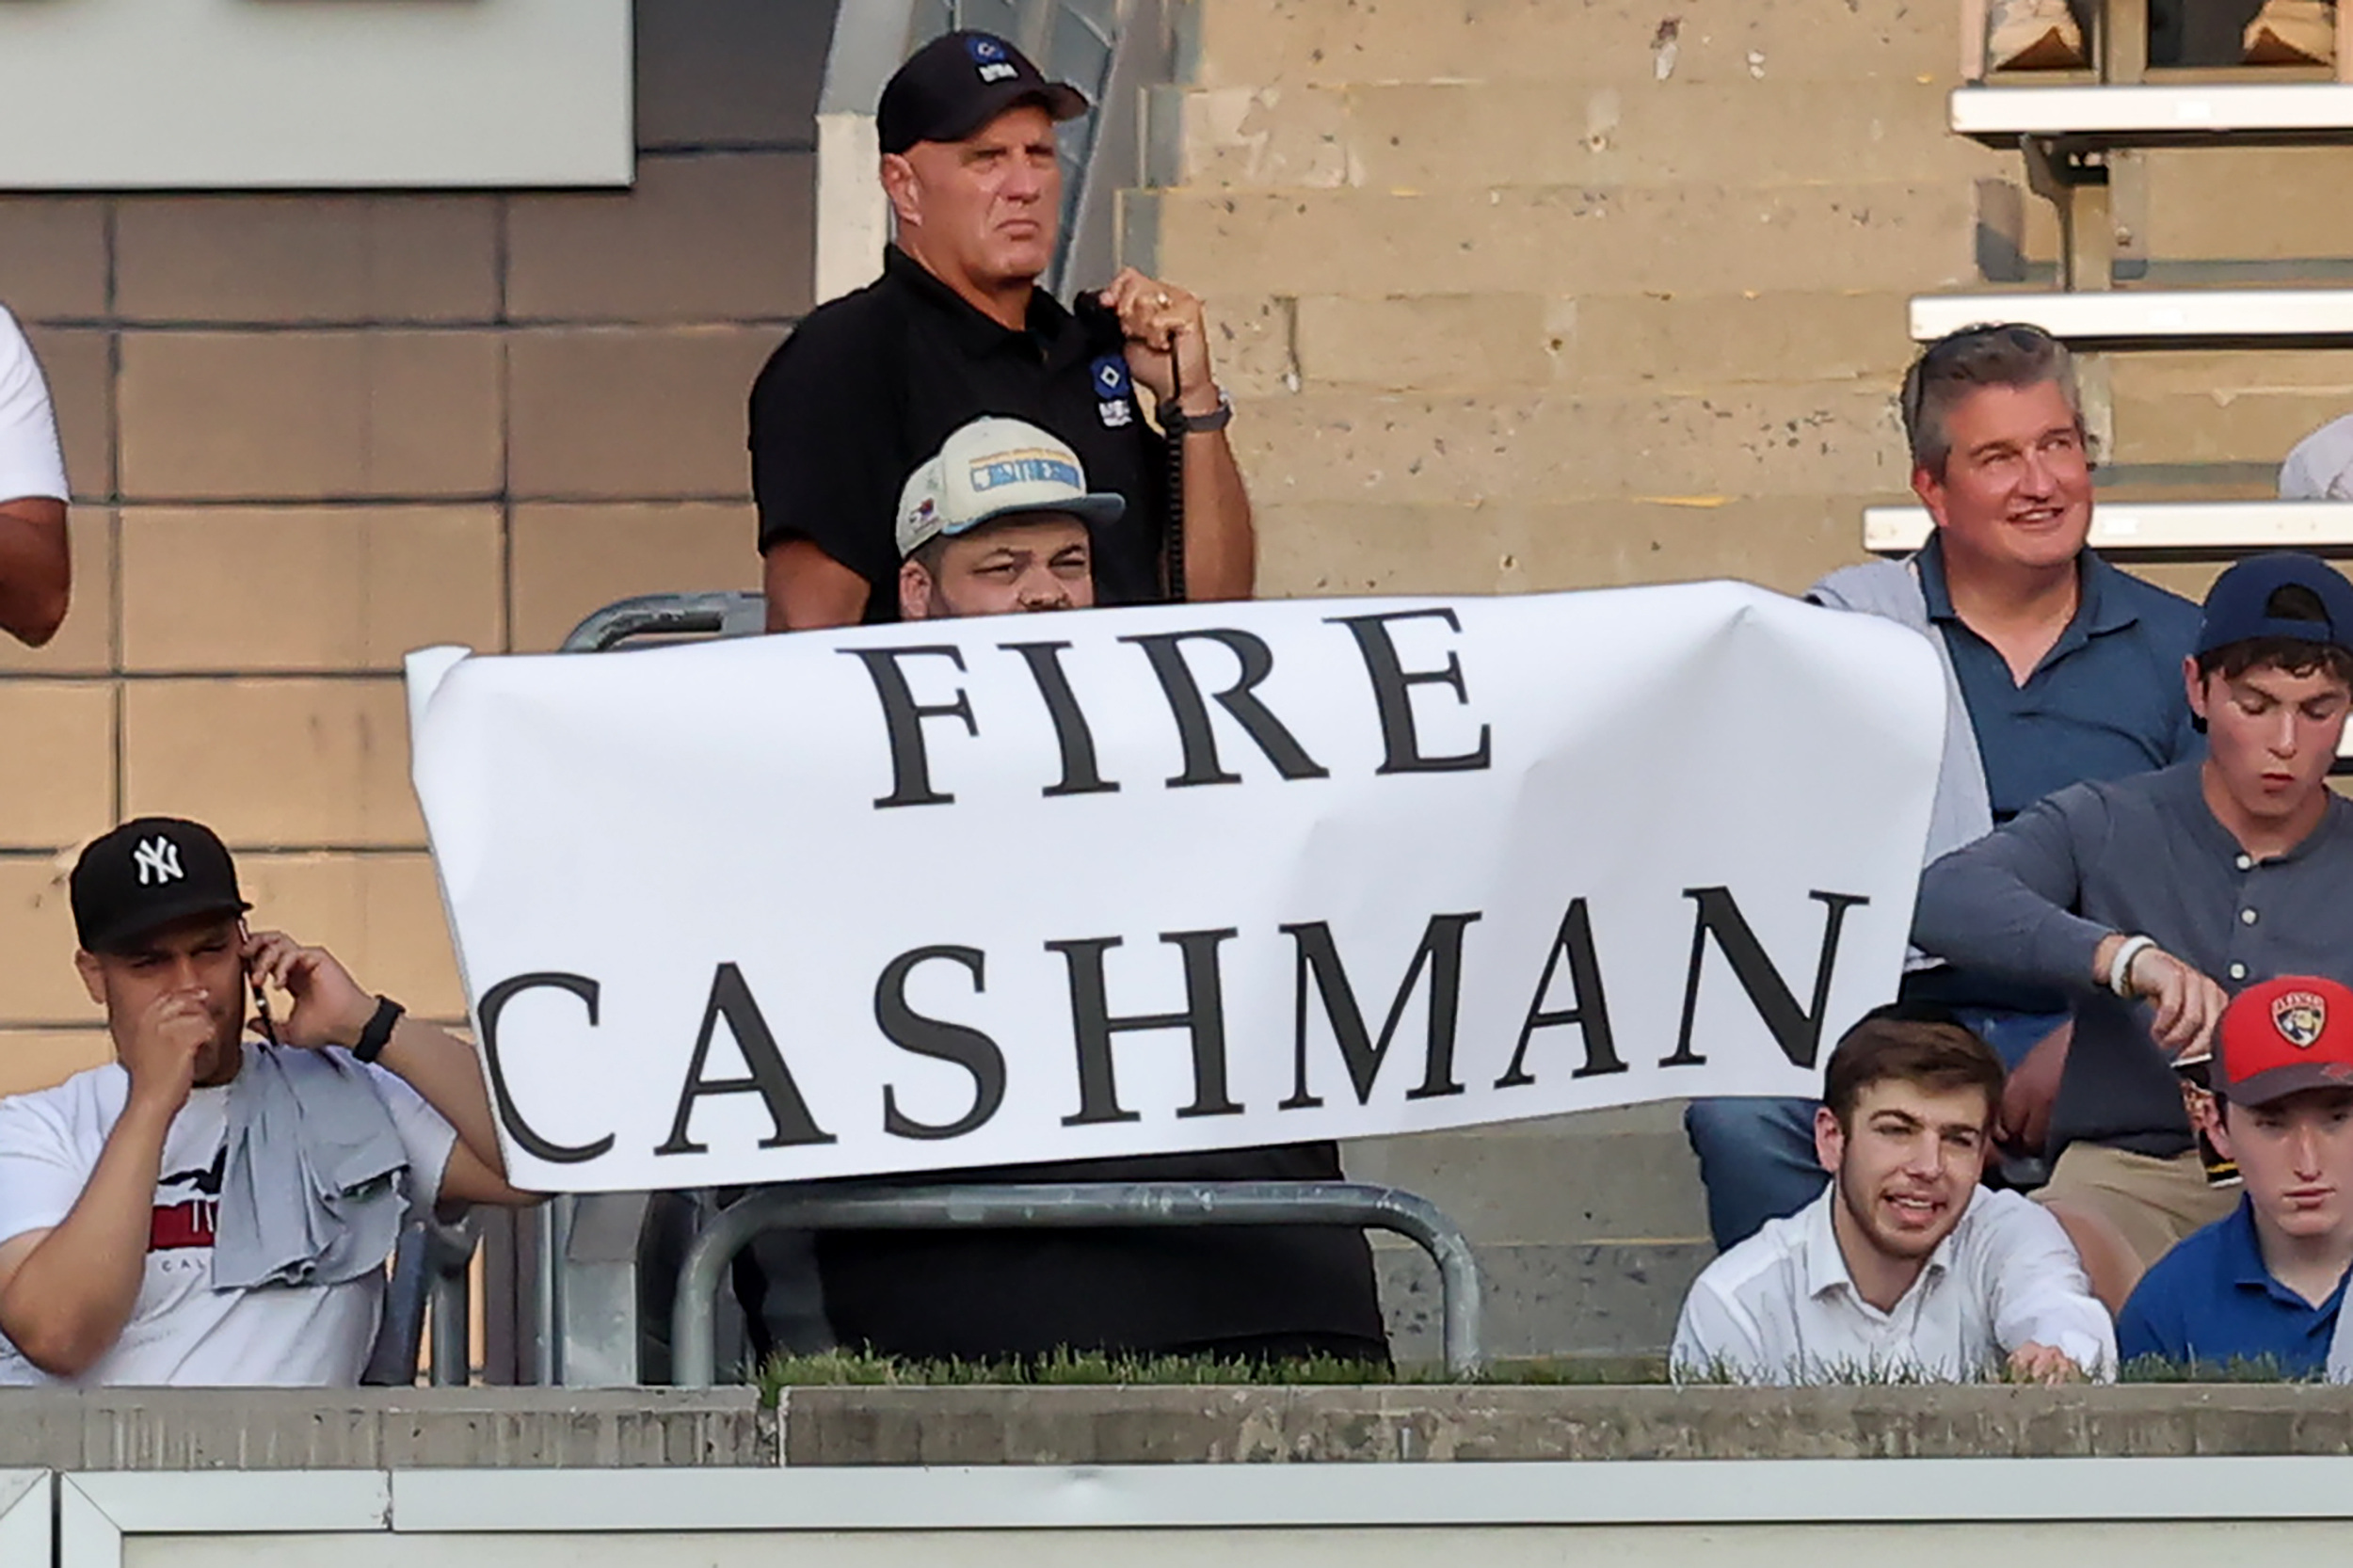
left=2032, top=1144, right=2239, bottom=1270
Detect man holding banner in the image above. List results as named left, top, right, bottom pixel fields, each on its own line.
left=1913, top=553, right=2353, bottom=1298
left=1685, top=323, right=2201, bottom=1252
left=734, top=416, right=1389, bottom=1368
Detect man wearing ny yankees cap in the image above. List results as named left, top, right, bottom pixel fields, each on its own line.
left=2119, top=977, right=2353, bottom=1375
left=0, top=818, right=535, bottom=1385
left=749, top=27, right=1254, bottom=631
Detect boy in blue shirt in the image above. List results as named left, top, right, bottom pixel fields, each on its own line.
left=2118, top=976, right=2353, bottom=1374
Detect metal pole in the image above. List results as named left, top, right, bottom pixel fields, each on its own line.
left=425, top=1213, right=478, bottom=1387
left=672, top=1181, right=1484, bottom=1387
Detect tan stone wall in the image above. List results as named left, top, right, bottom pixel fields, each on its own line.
left=1155, top=0, right=2353, bottom=615
left=0, top=0, right=830, bottom=1093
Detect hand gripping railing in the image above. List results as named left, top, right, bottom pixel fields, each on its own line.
left=672, top=1181, right=1485, bottom=1385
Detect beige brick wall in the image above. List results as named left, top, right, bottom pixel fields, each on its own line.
left=1162, top=0, right=2353, bottom=610
left=0, top=0, right=824, bottom=1094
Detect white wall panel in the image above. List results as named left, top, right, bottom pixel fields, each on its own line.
left=0, top=0, right=633, bottom=189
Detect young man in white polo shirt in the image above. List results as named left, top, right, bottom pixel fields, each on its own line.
left=1673, top=1008, right=2115, bottom=1384
left=0, top=302, right=69, bottom=647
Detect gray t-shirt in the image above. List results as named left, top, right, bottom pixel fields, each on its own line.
left=1913, top=760, right=2353, bottom=1159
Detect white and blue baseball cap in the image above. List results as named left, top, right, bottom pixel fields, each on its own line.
left=895, top=416, right=1126, bottom=558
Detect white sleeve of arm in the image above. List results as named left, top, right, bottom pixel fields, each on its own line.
left=1671, top=1279, right=1776, bottom=1385
left=359, top=1058, right=459, bottom=1217
left=1985, top=1197, right=2119, bottom=1382
left=0, top=309, right=67, bottom=503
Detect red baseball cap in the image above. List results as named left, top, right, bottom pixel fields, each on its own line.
left=2216, top=976, right=2353, bottom=1106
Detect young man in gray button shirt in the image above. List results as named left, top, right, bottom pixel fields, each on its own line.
left=1914, top=552, right=2353, bottom=1302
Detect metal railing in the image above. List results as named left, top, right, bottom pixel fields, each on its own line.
left=672, top=1182, right=1487, bottom=1384
left=363, top=1212, right=478, bottom=1387
left=563, top=590, right=768, bottom=652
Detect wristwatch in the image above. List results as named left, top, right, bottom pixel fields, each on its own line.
left=1161, top=386, right=1233, bottom=436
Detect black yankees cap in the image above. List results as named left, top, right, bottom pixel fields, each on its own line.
left=877, top=30, right=1088, bottom=156
left=70, top=817, right=250, bottom=954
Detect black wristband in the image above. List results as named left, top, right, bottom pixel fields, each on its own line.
left=1161, top=386, right=1233, bottom=435
left=353, top=995, right=405, bottom=1064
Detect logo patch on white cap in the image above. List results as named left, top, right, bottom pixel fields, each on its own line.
left=894, top=415, right=1124, bottom=559
left=969, top=451, right=1082, bottom=493
left=2274, top=989, right=2328, bottom=1048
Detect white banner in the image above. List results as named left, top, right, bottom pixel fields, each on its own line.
left=406, top=584, right=1944, bottom=1193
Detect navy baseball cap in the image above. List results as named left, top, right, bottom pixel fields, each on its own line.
left=877, top=31, right=1088, bottom=155
left=70, top=817, right=249, bottom=954
left=2195, top=551, right=2353, bottom=658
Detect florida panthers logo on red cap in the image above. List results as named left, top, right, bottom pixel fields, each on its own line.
left=2273, top=989, right=2328, bottom=1049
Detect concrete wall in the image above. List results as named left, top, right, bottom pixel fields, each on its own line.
left=4, top=1384, right=2353, bottom=1471
left=0, top=0, right=835, bottom=1092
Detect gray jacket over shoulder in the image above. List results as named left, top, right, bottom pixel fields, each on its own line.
left=1809, top=560, right=1993, bottom=867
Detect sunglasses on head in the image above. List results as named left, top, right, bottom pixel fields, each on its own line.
left=1901, top=322, right=2063, bottom=431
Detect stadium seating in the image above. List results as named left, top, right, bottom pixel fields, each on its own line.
left=1900, top=8, right=2353, bottom=544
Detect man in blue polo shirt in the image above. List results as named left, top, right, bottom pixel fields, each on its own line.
left=2118, top=976, right=2353, bottom=1374
left=1686, top=323, right=2201, bottom=1251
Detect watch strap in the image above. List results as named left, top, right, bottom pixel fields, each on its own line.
left=354, top=995, right=405, bottom=1064
left=1163, top=387, right=1233, bottom=435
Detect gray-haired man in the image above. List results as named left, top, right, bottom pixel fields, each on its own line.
left=1685, top=324, right=2202, bottom=1252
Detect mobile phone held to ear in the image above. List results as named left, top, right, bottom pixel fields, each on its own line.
left=239, top=921, right=280, bottom=1048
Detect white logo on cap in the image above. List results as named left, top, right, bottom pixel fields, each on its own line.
left=978, top=60, right=1017, bottom=82
left=134, top=838, right=184, bottom=887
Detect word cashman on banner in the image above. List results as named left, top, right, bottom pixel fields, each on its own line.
left=407, top=584, right=1945, bottom=1193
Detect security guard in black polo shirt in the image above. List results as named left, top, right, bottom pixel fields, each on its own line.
left=747, top=28, right=1256, bottom=632
left=735, top=34, right=1386, bottom=1370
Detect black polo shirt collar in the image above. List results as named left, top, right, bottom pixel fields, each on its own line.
left=879, top=245, right=1088, bottom=370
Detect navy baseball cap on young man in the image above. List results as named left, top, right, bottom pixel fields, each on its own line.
left=877, top=30, right=1089, bottom=155
left=2195, top=551, right=2353, bottom=657
left=69, top=817, right=249, bottom=954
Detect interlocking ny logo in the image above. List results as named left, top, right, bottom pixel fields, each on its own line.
left=133, top=837, right=184, bottom=887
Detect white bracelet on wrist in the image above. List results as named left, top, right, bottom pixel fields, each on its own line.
left=2107, top=935, right=2157, bottom=999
